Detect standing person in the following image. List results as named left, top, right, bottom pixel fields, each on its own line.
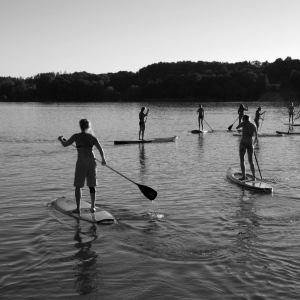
left=197, top=104, right=204, bottom=131
left=288, top=102, right=295, bottom=129
left=238, top=104, right=248, bottom=124
left=254, top=107, right=266, bottom=131
left=236, top=115, right=258, bottom=181
left=139, top=107, right=149, bottom=140
left=58, top=119, right=106, bottom=214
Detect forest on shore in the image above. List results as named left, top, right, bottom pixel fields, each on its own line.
left=1, top=57, right=300, bottom=102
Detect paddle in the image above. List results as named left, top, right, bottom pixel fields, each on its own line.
left=204, top=119, right=213, bottom=131
left=62, top=139, right=157, bottom=201
left=253, top=151, right=263, bottom=181
left=105, top=165, right=157, bottom=201
left=228, top=117, right=239, bottom=131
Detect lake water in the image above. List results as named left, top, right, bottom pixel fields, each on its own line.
left=1, top=101, right=300, bottom=300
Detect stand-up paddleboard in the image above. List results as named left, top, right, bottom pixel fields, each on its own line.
left=114, top=136, right=178, bottom=144
left=53, top=197, right=116, bottom=224
left=191, top=130, right=208, bottom=134
left=276, top=131, right=300, bottom=135
left=233, top=133, right=283, bottom=137
left=227, top=168, right=273, bottom=193
left=283, top=123, right=300, bottom=126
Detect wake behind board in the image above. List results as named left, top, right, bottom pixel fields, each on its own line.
left=191, top=130, right=208, bottom=134
left=114, top=136, right=178, bottom=144
left=226, top=167, right=273, bottom=193
left=53, top=197, right=116, bottom=224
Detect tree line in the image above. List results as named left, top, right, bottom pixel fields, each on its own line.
left=1, top=57, right=300, bottom=102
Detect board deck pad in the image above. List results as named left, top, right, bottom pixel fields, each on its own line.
left=191, top=130, right=208, bottom=134
left=227, top=168, right=273, bottom=193
left=53, top=197, right=116, bottom=224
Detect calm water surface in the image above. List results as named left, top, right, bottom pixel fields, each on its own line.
left=1, top=101, right=300, bottom=300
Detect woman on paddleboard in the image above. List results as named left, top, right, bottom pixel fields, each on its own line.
left=197, top=104, right=204, bottom=131
left=236, top=115, right=258, bottom=181
left=254, top=107, right=265, bottom=131
left=238, top=104, right=248, bottom=125
left=139, top=107, right=149, bottom=140
left=58, top=119, right=106, bottom=214
left=288, top=102, right=295, bottom=129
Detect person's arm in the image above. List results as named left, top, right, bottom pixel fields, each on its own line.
left=58, top=134, right=76, bottom=147
left=146, top=108, right=149, bottom=116
left=236, top=122, right=243, bottom=129
left=94, top=138, right=106, bottom=165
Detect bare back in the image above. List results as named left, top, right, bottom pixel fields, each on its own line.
left=237, top=121, right=257, bottom=144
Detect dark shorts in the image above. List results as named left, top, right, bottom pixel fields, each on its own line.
left=73, top=158, right=97, bottom=188
left=139, top=121, right=145, bottom=126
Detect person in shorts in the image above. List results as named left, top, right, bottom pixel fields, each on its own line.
left=236, top=115, right=258, bottom=181
left=58, top=119, right=106, bottom=213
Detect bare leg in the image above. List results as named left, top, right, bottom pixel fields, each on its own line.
left=139, top=125, right=142, bottom=139
left=141, top=123, right=146, bottom=140
left=247, top=147, right=256, bottom=179
left=239, top=145, right=247, bottom=179
left=90, top=191, right=96, bottom=212
left=201, top=118, right=203, bottom=131
left=198, top=117, right=200, bottom=130
left=75, top=187, right=81, bottom=212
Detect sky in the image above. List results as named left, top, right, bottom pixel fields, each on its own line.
left=0, top=0, right=300, bottom=78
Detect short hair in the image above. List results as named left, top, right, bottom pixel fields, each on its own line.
left=243, top=114, right=250, bottom=121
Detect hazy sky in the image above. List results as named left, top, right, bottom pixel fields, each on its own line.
left=1, top=0, right=299, bottom=78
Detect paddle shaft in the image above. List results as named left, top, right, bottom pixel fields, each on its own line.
left=254, top=151, right=263, bottom=180
left=204, top=119, right=213, bottom=131
left=228, top=116, right=239, bottom=130
left=105, top=164, right=137, bottom=185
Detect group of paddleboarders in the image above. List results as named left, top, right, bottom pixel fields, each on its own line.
left=57, top=103, right=298, bottom=211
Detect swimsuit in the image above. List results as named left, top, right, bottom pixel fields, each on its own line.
left=240, top=141, right=253, bottom=150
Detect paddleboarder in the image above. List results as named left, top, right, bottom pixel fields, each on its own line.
left=197, top=104, right=204, bottom=131
left=254, top=107, right=266, bottom=131
left=288, top=102, right=295, bottom=129
left=236, top=115, right=258, bottom=181
left=139, top=107, right=149, bottom=140
left=238, top=104, right=248, bottom=124
left=58, top=119, right=107, bottom=214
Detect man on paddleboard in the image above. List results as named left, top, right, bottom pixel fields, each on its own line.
left=236, top=115, right=258, bottom=181
left=197, top=104, right=204, bottom=131
left=139, top=107, right=149, bottom=140
left=254, top=107, right=265, bottom=131
left=58, top=119, right=106, bottom=214
left=288, top=102, right=295, bottom=129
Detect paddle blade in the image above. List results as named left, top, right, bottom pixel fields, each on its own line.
left=228, top=124, right=233, bottom=131
left=138, top=184, right=157, bottom=201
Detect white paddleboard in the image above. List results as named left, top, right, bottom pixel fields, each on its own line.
left=53, top=197, right=116, bottom=224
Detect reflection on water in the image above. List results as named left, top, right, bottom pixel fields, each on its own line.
left=73, top=223, right=99, bottom=296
